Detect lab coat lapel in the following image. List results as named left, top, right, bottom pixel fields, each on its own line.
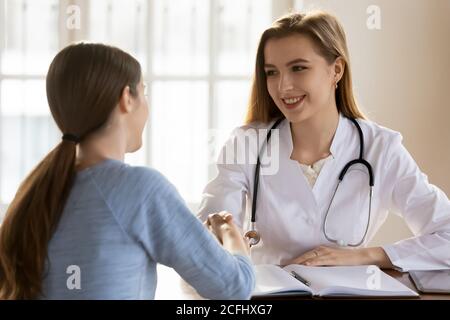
left=310, top=115, right=347, bottom=206
left=280, top=120, right=320, bottom=212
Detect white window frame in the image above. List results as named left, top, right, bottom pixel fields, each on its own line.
left=0, top=0, right=293, bottom=215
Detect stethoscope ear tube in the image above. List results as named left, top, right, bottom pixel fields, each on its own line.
left=249, top=117, right=374, bottom=248
left=325, top=118, right=374, bottom=247
left=250, top=118, right=284, bottom=224
left=247, top=118, right=284, bottom=246
left=338, top=159, right=374, bottom=186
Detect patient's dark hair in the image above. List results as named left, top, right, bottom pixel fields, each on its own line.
left=0, top=43, right=141, bottom=299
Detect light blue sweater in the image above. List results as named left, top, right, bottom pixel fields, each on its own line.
left=41, top=159, right=255, bottom=299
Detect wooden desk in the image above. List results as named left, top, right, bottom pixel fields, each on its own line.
left=155, top=265, right=450, bottom=300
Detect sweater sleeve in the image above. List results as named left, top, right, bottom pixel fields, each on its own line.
left=116, top=168, right=255, bottom=299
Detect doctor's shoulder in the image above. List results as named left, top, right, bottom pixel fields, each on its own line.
left=229, top=120, right=275, bottom=136
left=226, top=120, right=279, bottom=147
left=218, top=120, right=276, bottom=164
left=356, top=117, right=404, bottom=154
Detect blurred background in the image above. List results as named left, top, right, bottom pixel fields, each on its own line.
left=0, top=0, right=449, bottom=246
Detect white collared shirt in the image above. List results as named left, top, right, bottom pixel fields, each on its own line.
left=197, top=114, right=450, bottom=270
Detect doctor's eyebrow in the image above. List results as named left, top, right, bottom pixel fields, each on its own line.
left=264, top=58, right=311, bottom=68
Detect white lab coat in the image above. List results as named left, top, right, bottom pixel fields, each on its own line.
left=197, top=114, right=450, bottom=271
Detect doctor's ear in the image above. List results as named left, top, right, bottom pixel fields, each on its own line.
left=333, top=57, right=345, bottom=83
left=118, top=85, right=134, bottom=114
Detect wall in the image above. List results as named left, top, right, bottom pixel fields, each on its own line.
left=297, top=0, right=450, bottom=245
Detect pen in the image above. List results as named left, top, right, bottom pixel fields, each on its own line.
left=290, top=271, right=311, bottom=287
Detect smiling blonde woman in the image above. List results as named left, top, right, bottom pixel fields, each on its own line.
left=198, top=11, right=450, bottom=270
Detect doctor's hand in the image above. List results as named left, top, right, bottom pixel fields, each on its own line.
left=203, top=212, right=250, bottom=257
left=288, top=246, right=394, bottom=268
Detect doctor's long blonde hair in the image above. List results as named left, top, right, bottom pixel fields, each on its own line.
left=245, top=11, right=366, bottom=124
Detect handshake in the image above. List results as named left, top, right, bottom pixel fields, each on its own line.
left=203, top=212, right=250, bottom=255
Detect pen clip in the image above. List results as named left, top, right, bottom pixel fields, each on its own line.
left=290, top=271, right=311, bottom=287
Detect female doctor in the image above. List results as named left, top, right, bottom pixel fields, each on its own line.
left=197, top=11, right=450, bottom=271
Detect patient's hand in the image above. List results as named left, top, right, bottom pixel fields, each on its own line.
left=203, top=212, right=233, bottom=243
left=203, top=212, right=249, bottom=256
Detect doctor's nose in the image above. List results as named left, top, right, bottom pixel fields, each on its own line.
left=278, top=73, right=295, bottom=92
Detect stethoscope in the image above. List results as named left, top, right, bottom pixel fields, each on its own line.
left=244, top=117, right=374, bottom=248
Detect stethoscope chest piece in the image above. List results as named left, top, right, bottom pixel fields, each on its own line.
left=244, top=223, right=261, bottom=247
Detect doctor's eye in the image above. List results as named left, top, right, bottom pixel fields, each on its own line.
left=265, top=69, right=277, bottom=77
left=292, top=65, right=306, bottom=72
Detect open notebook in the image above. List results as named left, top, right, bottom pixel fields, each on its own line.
left=253, top=264, right=418, bottom=297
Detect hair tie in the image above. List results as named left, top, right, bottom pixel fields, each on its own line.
left=62, top=133, right=81, bottom=144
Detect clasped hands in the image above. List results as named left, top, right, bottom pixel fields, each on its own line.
left=203, top=214, right=393, bottom=268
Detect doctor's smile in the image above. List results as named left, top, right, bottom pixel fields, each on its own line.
left=280, top=95, right=307, bottom=110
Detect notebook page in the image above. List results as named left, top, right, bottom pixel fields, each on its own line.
left=253, top=264, right=312, bottom=296
left=283, top=265, right=418, bottom=297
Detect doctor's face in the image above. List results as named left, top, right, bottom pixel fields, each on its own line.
left=264, top=34, right=338, bottom=124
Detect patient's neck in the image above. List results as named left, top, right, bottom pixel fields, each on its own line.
left=75, top=130, right=126, bottom=171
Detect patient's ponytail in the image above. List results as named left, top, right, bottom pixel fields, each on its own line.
left=0, top=43, right=141, bottom=299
